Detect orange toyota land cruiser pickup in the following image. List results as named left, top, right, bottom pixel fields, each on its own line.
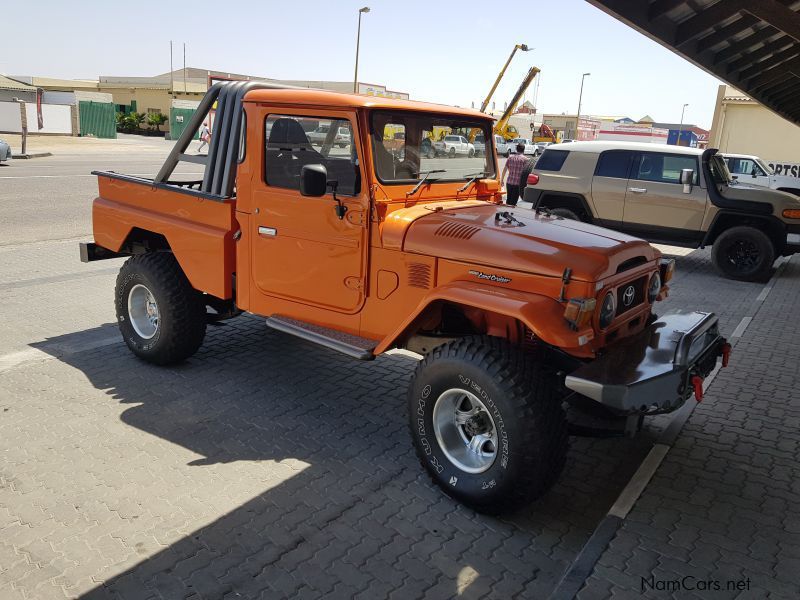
left=80, top=82, right=730, bottom=513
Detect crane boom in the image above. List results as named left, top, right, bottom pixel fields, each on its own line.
left=479, top=44, right=529, bottom=114
left=494, top=66, right=540, bottom=140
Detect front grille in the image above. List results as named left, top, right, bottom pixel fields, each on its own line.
left=616, top=276, right=646, bottom=315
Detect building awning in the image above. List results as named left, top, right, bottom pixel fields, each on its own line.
left=0, top=74, right=37, bottom=92
left=587, top=0, right=800, bottom=125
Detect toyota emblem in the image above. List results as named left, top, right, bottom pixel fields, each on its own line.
left=622, top=285, right=636, bottom=307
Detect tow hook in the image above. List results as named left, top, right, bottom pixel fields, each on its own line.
left=691, top=375, right=704, bottom=402
left=721, top=342, right=732, bottom=367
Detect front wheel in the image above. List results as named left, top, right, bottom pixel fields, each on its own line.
left=115, top=253, right=207, bottom=365
left=408, top=336, right=568, bottom=514
left=711, top=226, right=775, bottom=281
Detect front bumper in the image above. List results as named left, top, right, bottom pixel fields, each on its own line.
left=564, top=311, right=728, bottom=415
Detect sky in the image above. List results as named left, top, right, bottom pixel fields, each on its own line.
left=3, top=0, right=725, bottom=129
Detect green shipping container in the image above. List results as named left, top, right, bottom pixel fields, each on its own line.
left=79, top=101, right=116, bottom=139
left=169, top=107, right=199, bottom=141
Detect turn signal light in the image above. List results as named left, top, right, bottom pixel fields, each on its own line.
left=564, top=298, right=596, bottom=331
left=527, top=173, right=540, bottom=185
left=783, top=209, right=800, bottom=219
left=659, top=258, right=675, bottom=283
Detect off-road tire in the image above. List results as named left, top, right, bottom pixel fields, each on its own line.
left=115, top=253, right=206, bottom=365
left=407, top=336, right=568, bottom=514
left=549, top=207, right=580, bottom=221
left=711, top=226, right=775, bottom=281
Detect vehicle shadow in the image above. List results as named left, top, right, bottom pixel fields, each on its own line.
left=29, top=316, right=659, bottom=598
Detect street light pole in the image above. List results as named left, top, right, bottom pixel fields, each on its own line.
left=678, top=103, right=689, bottom=145
left=575, top=72, right=590, bottom=140
left=353, top=7, right=370, bottom=94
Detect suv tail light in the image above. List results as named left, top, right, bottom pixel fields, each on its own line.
left=527, top=173, right=539, bottom=185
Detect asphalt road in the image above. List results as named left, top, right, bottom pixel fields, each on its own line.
left=0, top=139, right=198, bottom=246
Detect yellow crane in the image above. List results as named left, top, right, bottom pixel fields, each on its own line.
left=494, top=66, right=541, bottom=141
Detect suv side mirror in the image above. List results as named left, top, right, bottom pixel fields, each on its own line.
left=300, top=164, right=328, bottom=197
left=680, top=168, right=694, bottom=193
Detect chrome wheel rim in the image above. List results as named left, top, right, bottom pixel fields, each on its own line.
left=128, top=284, right=159, bottom=339
left=432, top=388, right=498, bottom=474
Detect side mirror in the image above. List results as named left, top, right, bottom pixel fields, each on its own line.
left=680, top=168, right=694, bottom=193
left=300, top=164, right=327, bottom=197
left=751, top=168, right=758, bottom=177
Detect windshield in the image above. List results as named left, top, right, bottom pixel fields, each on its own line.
left=370, top=111, right=495, bottom=183
left=756, top=158, right=774, bottom=175
left=709, top=154, right=733, bottom=185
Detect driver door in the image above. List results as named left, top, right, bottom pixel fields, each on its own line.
left=250, top=109, right=368, bottom=313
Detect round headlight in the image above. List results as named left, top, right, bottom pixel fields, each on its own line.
left=599, top=292, right=616, bottom=329
left=648, top=272, right=662, bottom=303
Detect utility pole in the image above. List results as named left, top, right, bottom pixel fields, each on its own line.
left=678, top=103, right=689, bottom=145
left=353, top=7, right=370, bottom=93
left=183, top=43, right=187, bottom=96
left=575, top=72, right=590, bottom=140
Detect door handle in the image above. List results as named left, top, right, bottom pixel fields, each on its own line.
left=628, top=187, right=647, bottom=193
left=258, top=226, right=277, bottom=237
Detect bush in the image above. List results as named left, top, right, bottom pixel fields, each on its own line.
left=116, top=112, right=146, bottom=133
left=146, top=112, right=168, bottom=132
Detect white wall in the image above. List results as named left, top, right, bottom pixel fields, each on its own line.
left=0, top=101, right=72, bottom=134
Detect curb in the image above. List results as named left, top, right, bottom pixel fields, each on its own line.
left=548, top=257, right=790, bottom=600
left=11, top=152, right=53, bottom=159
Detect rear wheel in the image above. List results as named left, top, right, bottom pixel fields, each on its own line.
left=115, top=253, right=206, bottom=365
left=711, top=226, right=775, bottom=281
left=449, top=147, right=456, bottom=158
left=408, top=336, right=568, bottom=514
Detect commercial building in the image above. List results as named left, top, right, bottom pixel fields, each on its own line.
left=541, top=114, right=601, bottom=141
left=708, top=84, right=800, bottom=166
left=3, top=68, right=408, bottom=138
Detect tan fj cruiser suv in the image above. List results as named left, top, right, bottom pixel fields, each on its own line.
left=524, top=141, right=800, bottom=280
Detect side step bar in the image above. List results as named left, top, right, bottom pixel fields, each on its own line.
left=265, top=315, right=376, bottom=361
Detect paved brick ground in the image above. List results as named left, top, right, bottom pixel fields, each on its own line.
left=578, top=256, right=800, bottom=600
left=0, top=237, right=788, bottom=599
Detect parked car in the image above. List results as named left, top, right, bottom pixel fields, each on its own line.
left=79, top=83, right=729, bottom=514
left=308, top=124, right=351, bottom=148
left=473, top=134, right=486, bottom=156
left=525, top=141, right=800, bottom=280
left=508, top=138, right=539, bottom=157
left=536, top=141, right=554, bottom=152
left=495, top=135, right=511, bottom=157
left=721, top=153, right=800, bottom=196
left=434, top=134, right=475, bottom=157
left=0, top=138, right=11, bottom=162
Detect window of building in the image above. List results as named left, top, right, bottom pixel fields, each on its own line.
left=264, top=114, right=359, bottom=196
left=595, top=150, right=634, bottom=179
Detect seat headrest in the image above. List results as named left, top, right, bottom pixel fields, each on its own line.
left=268, top=118, right=311, bottom=148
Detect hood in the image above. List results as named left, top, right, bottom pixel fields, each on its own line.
left=395, top=204, right=657, bottom=281
left=723, top=182, right=800, bottom=212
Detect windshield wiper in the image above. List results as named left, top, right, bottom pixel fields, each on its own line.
left=406, top=169, right=446, bottom=197
left=458, top=171, right=488, bottom=192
